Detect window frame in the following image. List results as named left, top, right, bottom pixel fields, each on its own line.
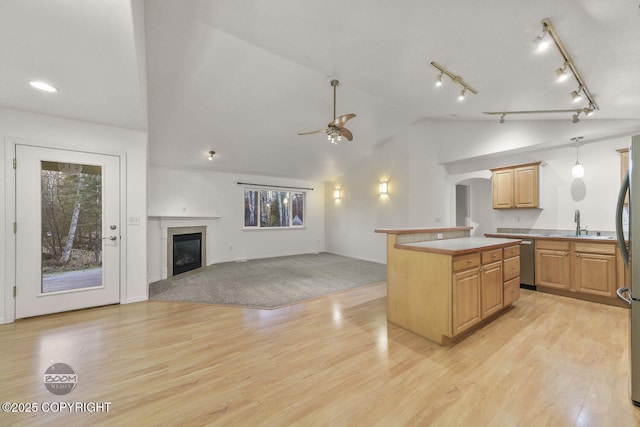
left=243, top=188, right=306, bottom=230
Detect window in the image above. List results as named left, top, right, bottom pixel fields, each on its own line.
left=244, top=189, right=304, bottom=228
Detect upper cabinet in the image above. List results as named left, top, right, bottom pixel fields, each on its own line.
left=490, top=162, right=541, bottom=209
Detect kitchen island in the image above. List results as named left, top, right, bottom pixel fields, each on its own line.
left=376, top=227, right=521, bottom=345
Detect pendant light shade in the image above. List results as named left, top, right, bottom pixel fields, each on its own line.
left=571, top=137, right=584, bottom=177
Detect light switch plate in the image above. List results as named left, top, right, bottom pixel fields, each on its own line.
left=128, top=216, right=140, bottom=225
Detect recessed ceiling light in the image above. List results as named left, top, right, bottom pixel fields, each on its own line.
left=29, top=80, right=58, bottom=93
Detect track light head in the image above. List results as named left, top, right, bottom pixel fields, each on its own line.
left=572, top=113, right=580, bottom=123
left=582, top=107, right=594, bottom=117
left=208, top=150, right=216, bottom=160
left=435, top=73, right=443, bottom=87
left=458, top=88, right=466, bottom=101
left=499, top=114, right=505, bottom=124
left=555, top=63, right=569, bottom=82
left=533, top=27, right=550, bottom=52
left=571, top=87, right=583, bottom=103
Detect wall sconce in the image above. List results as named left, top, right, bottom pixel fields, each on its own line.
left=379, top=180, right=389, bottom=196
left=334, top=188, right=341, bottom=200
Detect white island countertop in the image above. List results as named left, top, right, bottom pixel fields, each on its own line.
left=395, top=236, right=521, bottom=256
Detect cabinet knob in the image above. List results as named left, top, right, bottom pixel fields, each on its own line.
left=467, top=259, right=472, bottom=263
left=576, top=254, right=580, bottom=257
left=564, top=252, right=569, bottom=256
left=493, top=254, right=497, bottom=258
left=512, top=289, right=516, bottom=293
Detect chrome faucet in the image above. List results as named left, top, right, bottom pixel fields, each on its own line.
left=575, top=209, right=587, bottom=235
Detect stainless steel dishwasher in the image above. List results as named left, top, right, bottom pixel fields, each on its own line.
left=519, top=238, right=536, bottom=289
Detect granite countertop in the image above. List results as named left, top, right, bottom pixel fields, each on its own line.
left=395, top=237, right=521, bottom=255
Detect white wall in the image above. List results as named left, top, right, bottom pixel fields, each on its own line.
left=326, top=119, right=640, bottom=264
left=448, top=135, right=631, bottom=234
left=0, top=108, right=148, bottom=324
left=325, top=122, right=451, bottom=264
left=147, top=166, right=325, bottom=283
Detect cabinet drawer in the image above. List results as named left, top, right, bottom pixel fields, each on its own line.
left=504, top=256, right=520, bottom=281
left=504, top=277, right=520, bottom=306
left=503, top=244, right=520, bottom=258
left=482, top=248, right=503, bottom=264
left=574, top=242, right=616, bottom=255
left=536, top=240, right=570, bottom=251
left=453, top=253, right=481, bottom=272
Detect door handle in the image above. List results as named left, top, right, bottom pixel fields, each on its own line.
left=616, top=287, right=632, bottom=305
left=616, top=170, right=629, bottom=265
left=102, top=236, right=117, bottom=241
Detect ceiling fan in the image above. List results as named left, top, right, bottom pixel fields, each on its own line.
left=298, top=79, right=356, bottom=144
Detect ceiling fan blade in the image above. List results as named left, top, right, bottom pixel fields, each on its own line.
left=329, top=113, right=356, bottom=128
left=339, top=127, right=353, bottom=141
left=298, top=128, right=326, bottom=136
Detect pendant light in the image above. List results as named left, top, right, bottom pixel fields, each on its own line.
left=571, top=137, right=584, bottom=178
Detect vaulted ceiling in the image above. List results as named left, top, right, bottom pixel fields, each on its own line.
left=2, top=1, right=639, bottom=181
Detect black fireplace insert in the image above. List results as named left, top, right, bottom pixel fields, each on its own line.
left=172, top=232, right=202, bottom=275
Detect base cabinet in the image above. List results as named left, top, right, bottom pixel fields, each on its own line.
left=573, top=243, right=617, bottom=298
left=453, top=268, right=481, bottom=335
left=536, top=239, right=620, bottom=304
left=481, top=261, right=504, bottom=318
left=536, top=246, right=571, bottom=290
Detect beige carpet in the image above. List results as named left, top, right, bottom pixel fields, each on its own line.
left=149, top=252, right=387, bottom=309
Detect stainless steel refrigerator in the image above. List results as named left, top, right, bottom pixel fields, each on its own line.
left=616, top=134, right=640, bottom=407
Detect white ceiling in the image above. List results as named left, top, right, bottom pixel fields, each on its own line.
left=2, top=1, right=639, bottom=181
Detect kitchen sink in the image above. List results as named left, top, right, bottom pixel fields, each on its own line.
left=561, top=234, right=615, bottom=240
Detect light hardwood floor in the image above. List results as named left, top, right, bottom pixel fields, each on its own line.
left=1, top=284, right=639, bottom=426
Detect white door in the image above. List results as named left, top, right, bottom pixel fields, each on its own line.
left=15, top=145, right=121, bottom=318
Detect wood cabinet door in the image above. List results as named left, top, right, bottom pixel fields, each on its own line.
left=574, top=252, right=616, bottom=297
left=492, top=169, right=513, bottom=209
left=504, top=277, right=521, bottom=306
left=453, top=268, right=481, bottom=335
left=513, top=165, right=539, bottom=208
left=536, top=249, right=571, bottom=290
left=481, top=261, right=503, bottom=318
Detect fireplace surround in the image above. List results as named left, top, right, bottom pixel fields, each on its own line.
left=167, top=226, right=207, bottom=277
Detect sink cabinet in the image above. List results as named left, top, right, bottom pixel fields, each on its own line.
left=573, top=243, right=616, bottom=298
left=535, top=239, right=622, bottom=305
left=535, top=240, right=571, bottom=290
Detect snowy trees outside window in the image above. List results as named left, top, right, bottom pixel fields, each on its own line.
left=244, top=189, right=304, bottom=228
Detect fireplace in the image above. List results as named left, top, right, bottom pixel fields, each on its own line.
left=167, top=226, right=206, bottom=277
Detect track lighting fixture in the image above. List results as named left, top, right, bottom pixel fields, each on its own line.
left=430, top=61, right=478, bottom=101
left=537, top=18, right=598, bottom=111
left=483, top=109, right=586, bottom=124
left=488, top=19, right=599, bottom=123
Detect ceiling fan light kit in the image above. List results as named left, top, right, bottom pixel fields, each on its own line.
left=298, top=79, right=356, bottom=145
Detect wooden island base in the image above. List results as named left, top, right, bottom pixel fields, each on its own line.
left=376, top=227, right=521, bottom=345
